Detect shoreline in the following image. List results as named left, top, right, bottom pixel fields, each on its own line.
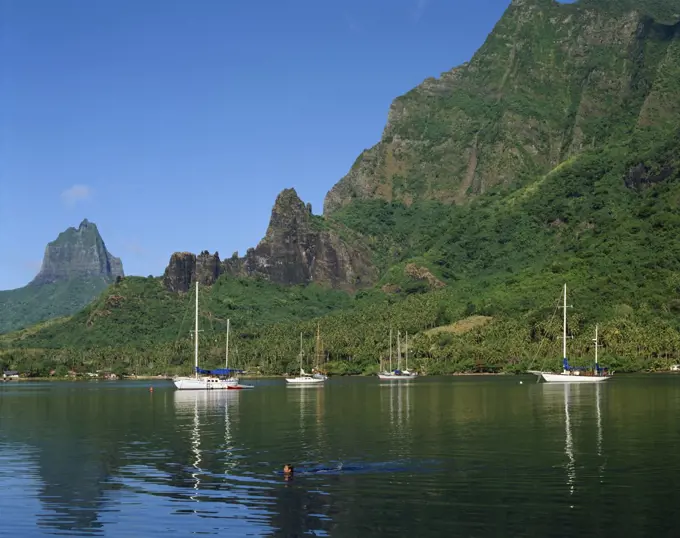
left=3, top=371, right=679, bottom=383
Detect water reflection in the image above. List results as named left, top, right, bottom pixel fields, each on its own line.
left=541, top=383, right=607, bottom=500
left=224, top=392, right=236, bottom=475
left=0, top=445, right=48, bottom=536
left=596, top=383, right=602, bottom=457
left=172, top=390, right=242, bottom=485
left=596, top=383, right=605, bottom=482
left=156, top=390, right=273, bottom=531
left=380, top=381, right=414, bottom=459
left=541, top=383, right=579, bottom=497
left=389, top=380, right=411, bottom=428
left=2, top=378, right=680, bottom=536
left=564, top=384, right=575, bottom=496
left=190, top=394, right=202, bottom=500
left=284, top=384, right=327, bottom=462
left=0, top=385, right=126, bottom=535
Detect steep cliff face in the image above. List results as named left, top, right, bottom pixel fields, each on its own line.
left=161, top=189, right=376, bottom=292
left=225, top=189, right=376, bottom=290
left=324, top=0, right=680, bottom=214
left=163, top=251, right=222, bottom=293
left=0, top=219, right=124, bottom=334
left=31, top=219, right=123, bottom=284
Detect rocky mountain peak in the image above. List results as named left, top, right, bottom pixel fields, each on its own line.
left=274, top=187, right=306, bottom=208
left=263, top=188, right=312, bottom=240
left=30, top=219, right=123, bottom=286
left=219, top=188, right=376, bottom=290
left=159, top=188, right=377, bottom=293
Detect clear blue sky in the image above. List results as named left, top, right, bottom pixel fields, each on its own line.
left=1, top=0, right=520, bottom=290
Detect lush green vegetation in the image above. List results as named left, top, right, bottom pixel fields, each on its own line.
left=328, top=0, right=680, bottom=217
left=3, top=131, right=680, bottom=377
left=0, top=276, right=116, bottom=335
left=0, top=275, right=352, bottom=349
left=3, top=0, right=680, bottom=378
left=582, top=0, right=680, bottom=23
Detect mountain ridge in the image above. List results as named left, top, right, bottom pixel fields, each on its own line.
left=162, top=188, right=377, bottom=293
left=0, top=219, right=123, bottom=334
left=2, top=0, right=680, bottom=376
left=323, top=0, right=680, bottom=215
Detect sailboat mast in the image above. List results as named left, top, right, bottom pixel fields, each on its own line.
left=397, top=331, right=402, bottom=370
left=389, top=327, right=393, bottom=371
left=300, top=332, right=303, bottom=373
left=563, top=284, right=567, bottom=361
left=226, top=318, right=230, bottom=369
left=405, top=332, right=409, bottom=370
left=316, top=323, right=321, bottom=369
left=194, top=281, right=199, bottom=379
left=594, top=324, right=598, bottom=365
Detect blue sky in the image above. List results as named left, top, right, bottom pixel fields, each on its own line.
left=1, top=0, right=522, bottom=290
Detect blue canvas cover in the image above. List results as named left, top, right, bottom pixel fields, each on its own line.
left=195, top=367, right=243, bottom=375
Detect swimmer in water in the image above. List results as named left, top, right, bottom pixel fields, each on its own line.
left=283, top=464, right=294, bottom=479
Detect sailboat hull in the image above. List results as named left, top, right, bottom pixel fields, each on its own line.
left=528, top=370, right=550, bottom=377
left=227, top=382, right=254, bottom=389
left=540, top=372, right=611, bottom=383
left=173, top=377, right=240, bottom=390
left=377, top=373, right=417, bottom=380
left=285, top=377, right=325, bottom=384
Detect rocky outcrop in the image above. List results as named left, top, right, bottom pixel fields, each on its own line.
left=381, top=263, right=446, bottom=295
left=162, top=251, right=222, bottom=293
left=404, top=263, right=446, bottom=289
left=222, top=189, right=376, bottom=290
left=161, top=189, right=376, bottom=293
left=196, top=251, right=222, bottom=286
left=30, top=219, right=123, bottom=285
left=624, top=162, right=676, bottom=190
left=323, top=0, right=680, bottom=215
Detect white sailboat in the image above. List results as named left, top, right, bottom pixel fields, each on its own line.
left=285, top=332, right=325, bottom=384
left=539, top=285, right=612, bottom=383
left=173, top=282, right=248, bottom=390
left=378, top=329, right=417, bottom=380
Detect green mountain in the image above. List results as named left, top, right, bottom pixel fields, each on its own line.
left=0, top=219, right=124, bottom=334
left=325, top=0, right=680, bottom=214
left=3, top=0, right=680, bottom=376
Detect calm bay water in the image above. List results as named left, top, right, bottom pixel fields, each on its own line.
left=1, top=375, right=679, bottom=537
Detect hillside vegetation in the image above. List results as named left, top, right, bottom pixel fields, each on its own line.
left=0, top=277, right=120, bottom=335
left=2, top=0, right=680, bottom=377
left=3, top=131, right=680, bottom=376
